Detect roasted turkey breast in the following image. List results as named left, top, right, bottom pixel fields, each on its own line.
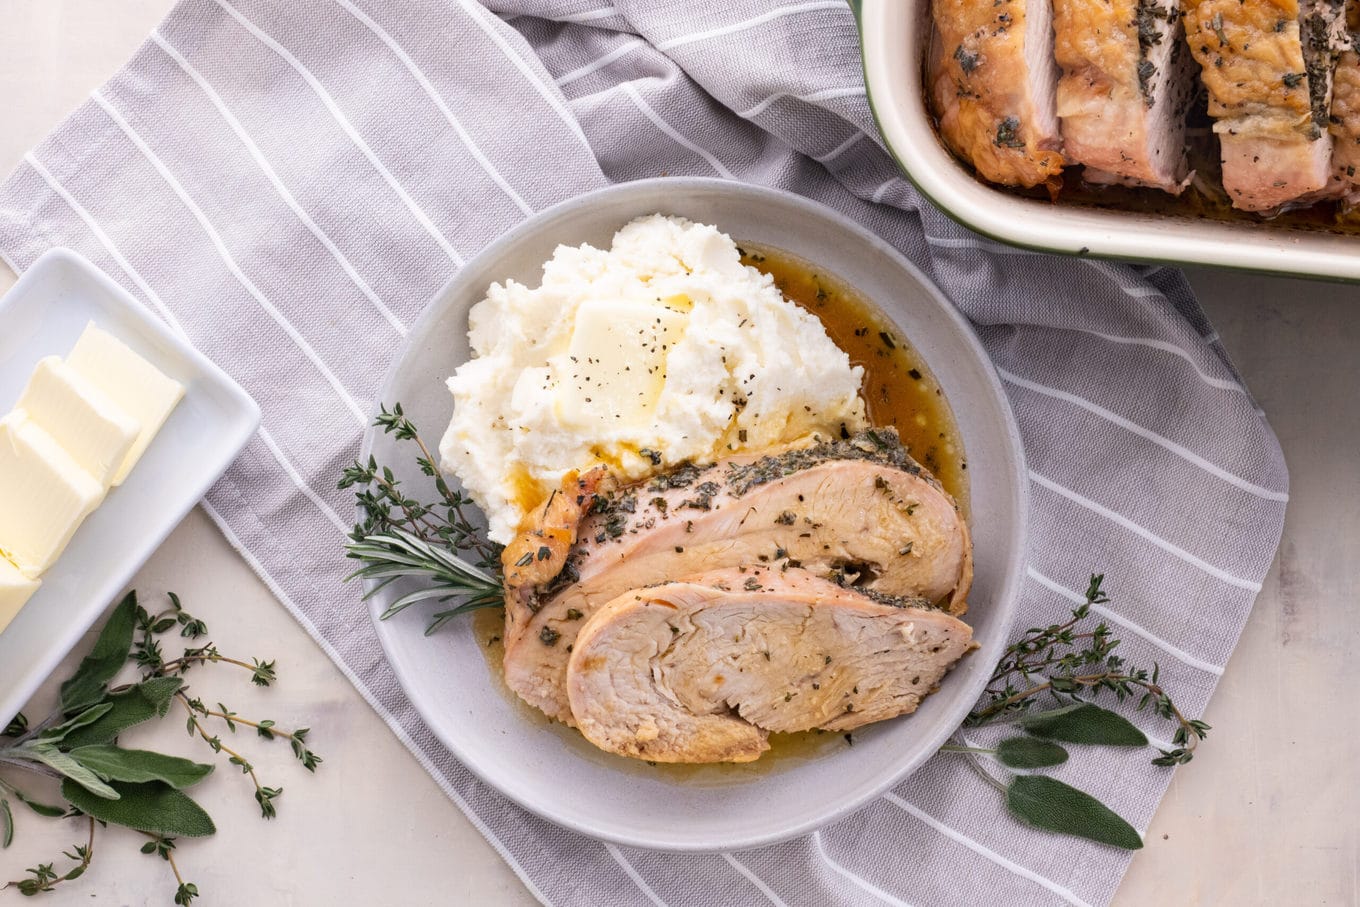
left=502, top=429, right=972, bottom=725
left=930, top=0, right=1066, bottom=189
left=1052, top=0, right=1195, bottom=192
left=1331, top=46, right=1360, bottom=196
left=1330, top=2, right=1360, bottom=202
left=566, top=566, right=974, bottom=763
left=1183, top=0, right=1348, bottom=211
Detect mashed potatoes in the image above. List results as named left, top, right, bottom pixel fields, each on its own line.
left=440, top=215, right=867, bottom=543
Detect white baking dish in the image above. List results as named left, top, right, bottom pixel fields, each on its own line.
left=855, top=0, right=1360, bottom=280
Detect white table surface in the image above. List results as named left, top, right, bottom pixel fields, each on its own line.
left=0, top=3, right=1355, bottom=905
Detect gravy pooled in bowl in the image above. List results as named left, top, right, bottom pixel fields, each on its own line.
left=739, top=242, right=968, bottom=504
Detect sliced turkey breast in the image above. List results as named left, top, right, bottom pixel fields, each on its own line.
left=929, top=0, right=1066, bottom=189
left=1052, top=0, right=1195, bottom=192
left=502, top=429, right=971, bottom=725
left=1331, top=49, right=1360, bottom=195
left=500, top=466, right=614, bottom=606
left=566, top=566, right=974, bottom=764
left=1330, top=3, right=1360, bottom=202
left=1184, top=0, right=1347, bottom=211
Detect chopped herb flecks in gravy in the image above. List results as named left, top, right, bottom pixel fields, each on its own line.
left=739, top=242, right=968, bottom=509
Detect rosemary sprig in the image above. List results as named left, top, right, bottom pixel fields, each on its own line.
left=341, top=404, right=501, bottom=568
left=966, top=574, right=1209, bottom=765
left=341, top=404, right=506, bottom=635
left=0, top=591, right=321, bottom=903
left=346, top=529, right=503, bottom=636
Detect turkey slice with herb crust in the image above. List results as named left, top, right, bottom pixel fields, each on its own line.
left=1329, top=1, right=1360, bottom=203
left=929, top=0, right=1065, bottom=190
left=502, top=428, right=972, bottom=725
left=1052, top=0, right=1195, bottom=193
left=1183, top=0, right=1348, bottom=211
left=566, top=566, right=974, bottom=763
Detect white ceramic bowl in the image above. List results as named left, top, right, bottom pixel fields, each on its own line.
left=855, top=0, right=1360, bottom=280
left=363, top=178, right=1027, bottom=851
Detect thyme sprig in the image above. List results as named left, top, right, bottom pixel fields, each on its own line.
left=9, top=817, right=93, bottom=896
left=140, top=834, right=196, bottom=906
left=936, top=575, right=1213, bottom=851
left=341, top=404, right=505, bottom=635
left=966, top=574, right=1209, bottom=765
left=341, top=404, right=501, bottom=568
left=0, top=591, right=321, bottom=902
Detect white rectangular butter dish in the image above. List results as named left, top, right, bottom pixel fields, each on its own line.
left=0, top=248, right=259, bottom=725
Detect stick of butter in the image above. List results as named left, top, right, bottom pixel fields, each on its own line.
left=0, top=412, right=105, bottom=577
left=15, top=356, right=141, bottom=488
left=0, top=555, right=40, bottom=635
left=65, top=323, right=184, bottom=486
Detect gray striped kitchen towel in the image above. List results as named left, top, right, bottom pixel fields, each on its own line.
left=0, top=2, right=1287, bottom=904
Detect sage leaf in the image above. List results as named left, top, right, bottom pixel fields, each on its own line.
left=37, top=703, right=114, bottom=744
left=1, top=797, right=11, bottom=848
left=996, top=736, right=1069, bottom=769
left=15, top=792, right=65, bottom=818
left=68, top=746, right=213, bottom=790
left=15, top=745, right=119, bottom=800
left=2, top=713, right=27, bottom=738
left=1018, top=702, right=1148, bottom=747
left=60, top=592, right=139, bottom=715
left=1006, top=775, right=1143, bottom=850
left=59, top=677, right=183, bottom=749
left=60, top=779, right=215, bottom=838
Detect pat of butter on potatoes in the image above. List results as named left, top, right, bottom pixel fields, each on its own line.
left=0, top=323, right=183, bottom=635
left=555, top=299, right=687, bottom=429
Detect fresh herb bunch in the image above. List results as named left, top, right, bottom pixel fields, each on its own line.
left=938, top=574, right=1211, bottom=850
left=0, top=592, right=321, bottom=902
left=341, top=404, right=500, bottom=568
left=968, top=574, right=1210, bottom=766
left=340, top=404, right=504, bottom=635
left=339, top=406, right=1211, bottom=853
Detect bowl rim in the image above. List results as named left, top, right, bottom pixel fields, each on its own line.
left=853, top=0, right=1360, bottom=283
left=361, top=176, right=1029, bottom=851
